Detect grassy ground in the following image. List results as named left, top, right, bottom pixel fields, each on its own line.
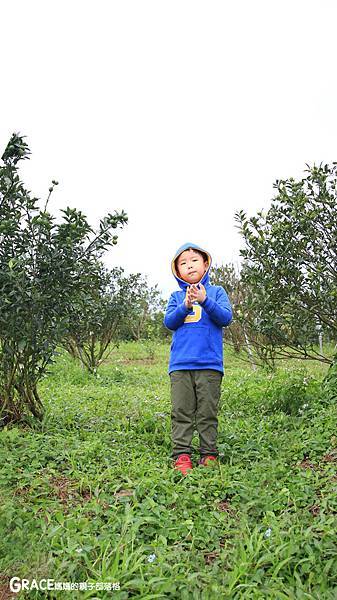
left=0, top=342, right=336, bottom=599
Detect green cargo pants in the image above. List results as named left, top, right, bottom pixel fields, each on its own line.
left=170, top=369, right=223, bottom=460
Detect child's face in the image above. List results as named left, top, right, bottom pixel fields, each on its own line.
left=176, top=249, right=208, bottom=284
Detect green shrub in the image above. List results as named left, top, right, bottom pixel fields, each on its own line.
left=264, top=369, right=319, bottom=416
left=322, top=359, right=337, bottom=403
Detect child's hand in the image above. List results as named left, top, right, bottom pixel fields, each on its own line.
left=185, top=287, right=194, bottom=309
left=186, top=284, right=207, bottom=305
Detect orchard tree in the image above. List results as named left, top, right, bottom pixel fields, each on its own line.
left=0, top=133, right=127, bottom=423
left=117, top=273, right=164, bottom=341
left=64, top=266, right=168, bottom=373
left=211, top=263, right=260, bottom=369
left=235, top=163, right=337, bottom=366
left=210, top=263, right=244, bottom=352
left=63, top=265, right=133, bottom=373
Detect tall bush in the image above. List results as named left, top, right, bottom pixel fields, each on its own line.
left=236, top=163, right=337, bottom=367
left=0, top=133, right=127, bottom=423
left=63, top=266, right=132, bottom=373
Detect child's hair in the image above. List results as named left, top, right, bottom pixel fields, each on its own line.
left=175, top=247, right=208, bottom=273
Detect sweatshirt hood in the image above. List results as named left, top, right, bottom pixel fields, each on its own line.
left=171, top=242, right=212, bottom=290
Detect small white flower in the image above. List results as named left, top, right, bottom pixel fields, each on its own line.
left=76, top=548, right=83, bottom=553
left=264, top=528, right=272, bottom=538
left=147, top=553, right=156, bottom=563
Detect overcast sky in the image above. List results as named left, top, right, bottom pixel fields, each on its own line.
left=1, top=1, right=337, bottom=299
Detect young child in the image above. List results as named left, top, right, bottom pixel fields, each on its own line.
left=164, top=243, right=232, bottom=475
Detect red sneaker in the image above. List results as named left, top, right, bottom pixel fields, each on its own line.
left=174, top=454, right=193, bottom=475
left=199, top=455, right=217, bottom=467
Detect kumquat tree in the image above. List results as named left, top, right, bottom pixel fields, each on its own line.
left=235, top=163, right=337, bottom=370
left=0, top=133, right=128, bottom=424
left=63, top=265, right=132, bottom=374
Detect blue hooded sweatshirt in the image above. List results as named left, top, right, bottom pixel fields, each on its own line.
left=163, top=243, right=233, bottom=374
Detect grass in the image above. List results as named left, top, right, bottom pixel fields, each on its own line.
left=0, top=342, right=336, bottom=599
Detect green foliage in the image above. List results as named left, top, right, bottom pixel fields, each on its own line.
left=0, top=343, right=336, bottom=598
left=322, top=359, right=337, bottom=403
left=63, top=266, right=131, bottom=374
left=116, top=273, right=166, bottom=341
left=0, top=133, right=127, bottom=423
left=211, top=263, right=244, bottom=353
left=263, top=369, right=319, bottom=416
left=63, top=266, right=167, bottom=373
left=236, top=163, right=337, bottom=367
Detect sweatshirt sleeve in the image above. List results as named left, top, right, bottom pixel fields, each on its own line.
left=200, top=286, right=232, bottom=327
left=163, top=293, right=192, bottom=331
